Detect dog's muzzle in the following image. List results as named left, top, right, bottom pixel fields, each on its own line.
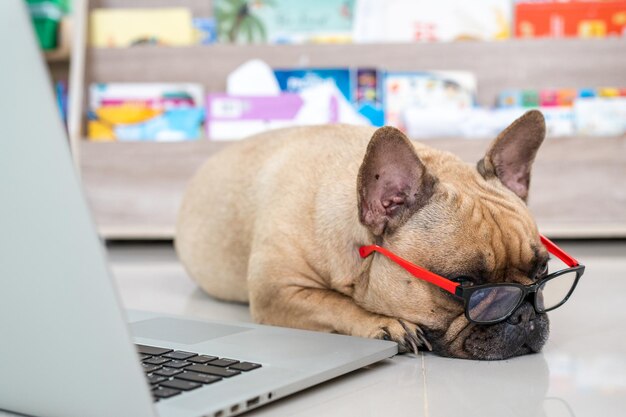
left=462, top=302, right=550, bottom=360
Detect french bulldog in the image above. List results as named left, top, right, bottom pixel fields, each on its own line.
left=175, top=110, right=550, bottom=360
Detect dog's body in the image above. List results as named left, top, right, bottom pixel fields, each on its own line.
left=177, top=125, right=376, bottom=303
left=176, top=112, right=550, bottom=360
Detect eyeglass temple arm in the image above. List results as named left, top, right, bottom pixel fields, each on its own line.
left=359, top=245, right=459, bottom=294
left=540, top=235, right=579, bottom=267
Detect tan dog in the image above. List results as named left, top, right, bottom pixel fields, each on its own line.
left=175, top=110, right=550, bottom=360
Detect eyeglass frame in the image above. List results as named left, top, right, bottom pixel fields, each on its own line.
left=359, top=235, right=585, bottom=325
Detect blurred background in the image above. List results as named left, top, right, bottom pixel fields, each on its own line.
left=29, top=0, right=626, bottom=241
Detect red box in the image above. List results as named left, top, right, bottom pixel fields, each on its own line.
left=515, top=1, right=626, bottom=38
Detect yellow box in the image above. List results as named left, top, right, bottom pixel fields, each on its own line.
left=90, top=8, right=194, bottom=48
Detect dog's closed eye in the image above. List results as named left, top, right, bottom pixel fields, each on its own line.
left=536, top=262, right=549, bottom=279
left=451, top=276, right=476, bottom=286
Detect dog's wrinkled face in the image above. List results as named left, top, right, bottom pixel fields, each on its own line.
left=356, top=111, right=550, bottom=360
left=388, top=190, right=552, bottom=360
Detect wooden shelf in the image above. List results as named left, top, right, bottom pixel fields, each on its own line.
left=85, top=38, right=626, bottom=106
left=71, top=1, right=626, bottom=239
left=44, top=47, right=71, bottom=63
left=79, top=135, right=626, bottom=240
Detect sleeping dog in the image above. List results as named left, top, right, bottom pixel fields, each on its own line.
left=176, top=110, right=549, bottom=360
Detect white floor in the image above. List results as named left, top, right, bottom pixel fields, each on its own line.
left=107, top=240, right=626, bottom=417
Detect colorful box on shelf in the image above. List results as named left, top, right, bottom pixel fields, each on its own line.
left=193, top=17, right=217, bottom=45
left=89, top=8, right=195, bottom=47
left=354, top=68, right=384, bottom=127
left=205, top=93, right=338, bottom=141
left=275, top=69, right=352, bottom=102
left=88, top=83, right=205, bottom=141
left=498, top=87, right=626, bottom=107
left=274, top=67, right=384, bottom=126
left=497, top=87, right=626, bottom=136
left=499, top=88, right=587, bottom=108
left=402, top=106, right=578, bottom=139
left=353, top=0, right=512, bottom=42
left=384, top=71, right=477, bottom=131
left=515, top=0, right=626, bottom=38
left=214, top=0, right=355, bottom=44
left=403, top=84, right=626, bottom=139
left=211, top=60, right=375, bottom=140
left=575, top=97, right=626, bottom=136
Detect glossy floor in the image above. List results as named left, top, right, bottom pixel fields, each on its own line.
left=106, top=240, right=625, bottom=417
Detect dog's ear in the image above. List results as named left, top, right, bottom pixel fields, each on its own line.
left=477, top=110, right=546, bottom=202
left=357, top=126, right=436, bottom=236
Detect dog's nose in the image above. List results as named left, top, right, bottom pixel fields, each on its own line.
left=506, top=302, right=536, bottom=326
left=460, top=300, right=549, bottom=359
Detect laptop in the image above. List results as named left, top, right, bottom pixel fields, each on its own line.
left=0, top=2, right=397, bottom=417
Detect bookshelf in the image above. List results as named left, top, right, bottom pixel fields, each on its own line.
left=85, top=38, right=626, bottom=107
left=70, top=0, right=626, bottom=239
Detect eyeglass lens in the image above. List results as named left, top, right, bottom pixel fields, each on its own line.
left=467, top=286, right=524, bottom=323
left=536, top=270, right=578, bottom=312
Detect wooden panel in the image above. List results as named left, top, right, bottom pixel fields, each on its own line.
left=80, top=136, right=626, bottom=239
left=80, top=140, right=228, bottom=238
left=431, top=136, right=626, bottom=238
left=86, top=39, right=626, bottom=107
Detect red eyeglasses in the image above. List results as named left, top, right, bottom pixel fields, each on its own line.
left=359, top=235, right=585, bottom=325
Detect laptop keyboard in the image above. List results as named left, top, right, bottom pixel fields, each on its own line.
left=136, top=344, right=262, bottom=402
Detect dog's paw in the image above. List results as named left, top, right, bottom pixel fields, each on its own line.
left=376, top=319, right=432, bottom=355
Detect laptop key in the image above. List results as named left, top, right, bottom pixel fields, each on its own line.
left=136, top=344, right=172, bottom=356
left=143, top=356, right=171, bottom=366
left=165, top=360, right=192, bottom=369
left=146, top=374, right=168, bottom=385
left=176, top=371, right=222, bottom=385
left=154, top=367, right=183, bottom=377
left=153, top=386, right=181, bottom=399
left=142, top=363, right=163, bottom=373
left=207, top=358, right=239, bottom=367
left=163, top=350, right=197, bottom=361
left=160, top=379, right=201, bottom=391
left=135, top=347, right=259, bottom=402
left=186, top=364, right=241, bottom=378
left=188, top=355, right=218, bottom=364
left=229, top=362, right=262, bottom=372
